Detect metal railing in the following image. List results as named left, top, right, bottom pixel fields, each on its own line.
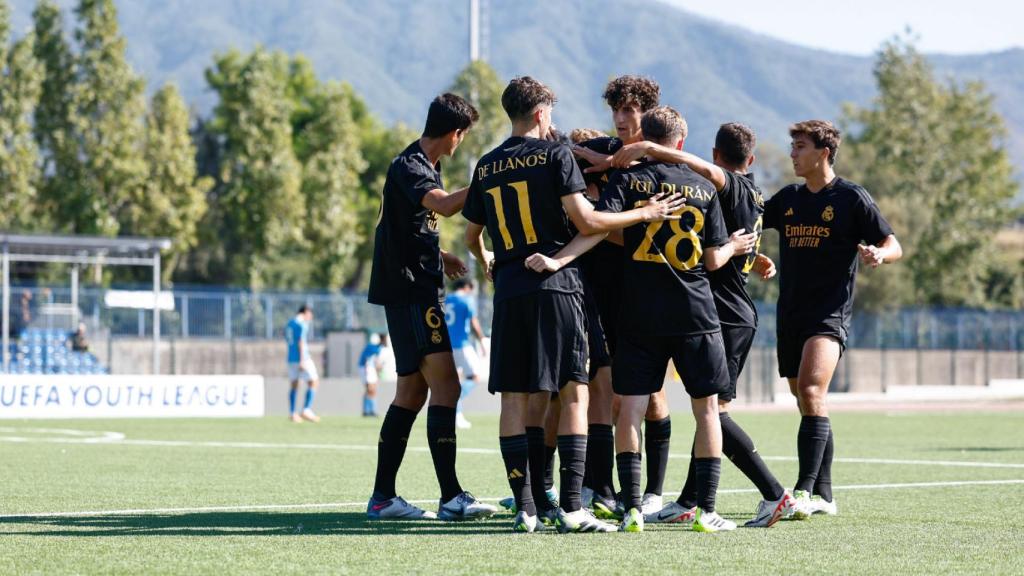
left=8, top=284, right=1024, bottom=351
left=6, top=285, right=1022, bottom=394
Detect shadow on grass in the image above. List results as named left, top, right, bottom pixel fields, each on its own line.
left=0, top=511, right=515, bottom=537
left=933, top=447, right=1024, bottom=453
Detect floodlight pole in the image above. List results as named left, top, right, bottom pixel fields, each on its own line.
left=470, top=0, right=479, bottom=61
left=153, top=251, right=161, bottom=375
left=70, top=265, right=79, bottom=328
left=2, top=245, right=9, bottom=373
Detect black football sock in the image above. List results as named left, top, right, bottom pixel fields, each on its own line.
left=814, top=428, right=835, bottom=502
left=695, top=457, right=722, bottom=513
left=544, top=443, right=557, bottom=491
left=426, top=405, right=463, bottom=502
left=372, top=404, right=418, bottom=500
left=616, top=452, right=643, bottom=512
left=526, top=427, right=554, bottom=512
left=557, top=434, right=588, bottom=512
left=721, top=412, right=785, bottom=501
left=499, top=434, right=536, bottom=516
left=643, top=416, right=671, bottom=496
left=676, top=442, right=698, bottom=509
left=795, top=416, right=831, bottom=493
left=588, top=424, right=616, bottom=501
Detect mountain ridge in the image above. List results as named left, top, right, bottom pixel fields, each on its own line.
left=7, top=0, right=1023, bottom=181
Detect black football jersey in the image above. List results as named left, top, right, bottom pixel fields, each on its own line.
left=707, top=171, right=765, bottom=328
left=763, top=177, right=894, bottom=335
left=573, top=137, right=625, bottom=314
left=463, top=136, right=587, bottom=302
left=576, top=136, right=623, bottom=189
left=597, top=161, right=730, bottom=336
left=368, top=140, right=444, bottom=306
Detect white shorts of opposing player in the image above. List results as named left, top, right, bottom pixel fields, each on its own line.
left=453, top=344, right=483, bottom=379
left=288, top=361, right=319, bottom=383
left=360, top=365, right=379, bottom=385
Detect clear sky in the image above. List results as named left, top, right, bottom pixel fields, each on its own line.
left=661, top=0, right=1023, bottom=55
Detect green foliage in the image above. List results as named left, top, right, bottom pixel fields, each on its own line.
left=65, top=0, right=147, bottom=236
left=296, top=82, right=369, bottom=289
left=205, top=47, right=305, bottom=288
left=190, top=49, right=417, bottom=290
left=0, top=1, right=43, bottom=231
left=132, top=84, right=212, bottom=279
left=842, top=38, right=1020, bottom=309
left=31, top=0, right=76, bottom=230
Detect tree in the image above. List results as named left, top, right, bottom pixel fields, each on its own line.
left=31, top=0, right=76, bottom=230
left=205, top=48, right=304, bottom=288
left=63, top=0, right=148, bottom=236
left=296, top=82, right=369, bottom=289
left=841, top=38, right=1019, bottom=309
left=0, top=1, right=43, bottom=231
left=129, top=83, right=211, bottom=279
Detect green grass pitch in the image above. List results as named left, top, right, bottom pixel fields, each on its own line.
left=1, top=409, right=1022, bottom=575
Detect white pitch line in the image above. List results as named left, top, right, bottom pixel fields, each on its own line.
left=2, top=479, right=1022, bottom=520
left=5, top=434, right=1023, bottom=470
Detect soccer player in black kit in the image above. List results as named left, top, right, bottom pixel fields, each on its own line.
left=366, top=93, right=497, bottom=521
left=572, top=76, right=674, bottom=519
left=611, top=122, right=795, bottom=527
left=464, top=77, right=684, bottom=533
left=764, top=120, right=901, bottom=518
left=531, top=107, right=757, bottom=533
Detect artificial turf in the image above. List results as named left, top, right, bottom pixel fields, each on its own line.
left=1, top=410, right=1022, bottom=575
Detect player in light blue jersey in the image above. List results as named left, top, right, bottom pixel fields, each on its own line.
left=285, top=305, right=320, bottom=422
left=444, top=279, right=486, bottom=429
left=359, top=333, right=384, bottom=417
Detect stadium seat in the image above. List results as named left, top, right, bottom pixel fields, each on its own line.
left=9, top=328, right=110, bottom=376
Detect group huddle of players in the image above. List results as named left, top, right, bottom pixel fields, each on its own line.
left=366, top=74, right=902, bottom=533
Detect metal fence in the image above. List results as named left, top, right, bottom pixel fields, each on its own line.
left=6, top=284, right=1023, bottom=395
left=9, top=284, right=1024, bottom=352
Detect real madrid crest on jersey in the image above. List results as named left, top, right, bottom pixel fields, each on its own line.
left=822, top=205, right=834, bottom=222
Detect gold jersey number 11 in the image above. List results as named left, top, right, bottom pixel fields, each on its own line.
left=485, top=180, right=537, bottom=249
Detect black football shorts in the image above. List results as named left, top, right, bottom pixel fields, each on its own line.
left=488, top=291, right=589, bottom=394
left=384, top=300, right=452, bottom=376
left=613, top=331, right=729, bottom=399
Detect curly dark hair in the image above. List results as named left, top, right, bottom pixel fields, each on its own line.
left=501, top=76, right=557, bottom=122
left=603, top=75, right=660, bottom=112
left=715, top=123, right=757, bottom=167
left=790, top=120, right=841, bottom=165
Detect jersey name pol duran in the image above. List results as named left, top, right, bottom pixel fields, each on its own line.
left=598, top=161, right=729, bottom=336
